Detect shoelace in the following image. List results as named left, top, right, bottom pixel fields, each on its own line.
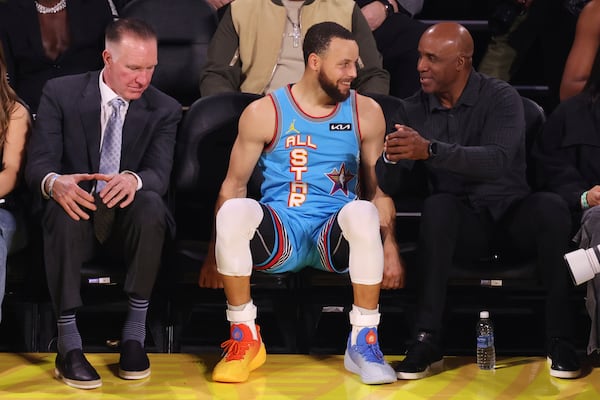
left=354, top=342, right=385, bottom=364
left=220, top=338, right=251, bottom=361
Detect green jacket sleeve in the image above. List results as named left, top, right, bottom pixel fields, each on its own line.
left=199, top=7, right=242, bottom=97
left=351, top=4, right=390, bottom=95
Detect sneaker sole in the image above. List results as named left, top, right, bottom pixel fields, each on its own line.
left=212, top=342, right=267, bottom=383
left=343, top=351, right=396, bottom=385
left=396, top=359, right=444, bottom=380
left=119, top=367, right=151, bottom=380
left=54, top=368, right=102, bottom=389
left=546, top=357, right=581, bottom=379
left=249, top=343, right=267, bottom=372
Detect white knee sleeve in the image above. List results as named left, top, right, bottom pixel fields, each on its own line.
left=338, top=200, right=383, bottom=285
left=216, top=198, right=263, bottom=277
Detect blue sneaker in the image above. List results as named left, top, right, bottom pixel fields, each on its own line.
left=344, top=327, right=397, bottom=384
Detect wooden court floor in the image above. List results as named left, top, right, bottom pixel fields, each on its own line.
left=2, top=353, right=600, bottom=399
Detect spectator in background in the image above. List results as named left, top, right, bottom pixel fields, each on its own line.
left=377, top=22, right=580, bottom=380
left=478, top=0, right=583, bottom=112
left=478, top=0, right=533, bottom=82
left=560, top=0, right=600, bottom=101
left=204, top=0, right=232, bottom=19
left=535, top=49, right=600, bottom=357
left=199, top=0, right=390, bottom=97
left=0, top=0, right=118, bottom=114
left=358, top=0, right=427, bottom=98
left=0, top=43, right=30, bottom=324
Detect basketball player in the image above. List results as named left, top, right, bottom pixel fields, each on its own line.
left=210, top=21, right=397, bottom=385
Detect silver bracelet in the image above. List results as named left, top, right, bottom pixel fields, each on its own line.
left=48, top=174, right=60, bottom=199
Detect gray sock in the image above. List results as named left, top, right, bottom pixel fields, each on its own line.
left=57, top=312, right=82, bottom=355
left=121, top=296, right=148, bottom=345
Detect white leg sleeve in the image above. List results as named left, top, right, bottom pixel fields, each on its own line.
left=337, top=200, right=384, bottom=285
left=216, top=198, right=263, bottom=277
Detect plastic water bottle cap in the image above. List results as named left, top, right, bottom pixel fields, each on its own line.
left=480, top=311, right=489, bottom=318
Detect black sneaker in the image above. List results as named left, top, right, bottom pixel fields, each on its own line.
left=395, top=332, right=444, bottom=380
left=547, top=338, right=581, bottom=379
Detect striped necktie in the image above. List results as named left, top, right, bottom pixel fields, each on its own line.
left=97, top=97, right=125, bottom=192
left=94, top=97, right=125, bottom=242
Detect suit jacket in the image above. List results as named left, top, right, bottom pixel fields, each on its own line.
left=24, top=71, right=182, bottom=230
left=0, top=0, right=114, bottom=113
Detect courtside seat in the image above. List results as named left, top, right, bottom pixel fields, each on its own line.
left=170, top=92, right=299, bottom=353
left=296, top=93, right=416, bottom=354
left=28, top=244, right=172, bottom=354
left=1, top=220, right=45, bottom=352
left=0, top=102, right=46, bottom=352
left=120, top=0, right=218, bottom=108
left=447, top=96, right=547, bottom=288
left=74, top=255, right=170, bottom=354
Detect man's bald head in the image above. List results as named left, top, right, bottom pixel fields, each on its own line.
left=416, top=22, right=474, bottom=106
left=422, top=22, right=474, bottom=62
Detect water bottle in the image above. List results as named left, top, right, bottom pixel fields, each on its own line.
left=476, top=310, right=496, bottom=370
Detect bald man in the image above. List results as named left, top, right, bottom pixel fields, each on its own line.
left=376, top=23, right=580, bottom=379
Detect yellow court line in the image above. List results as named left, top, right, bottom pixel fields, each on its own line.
left=1, top=353, right=600, bottom=399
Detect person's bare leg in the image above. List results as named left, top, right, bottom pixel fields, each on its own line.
left=352, top=283, right=381, bottom=310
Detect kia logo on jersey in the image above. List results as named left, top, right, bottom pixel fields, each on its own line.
left=329, top=123, right=352, bottom=131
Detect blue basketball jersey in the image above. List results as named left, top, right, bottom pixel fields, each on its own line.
left=259, top=85, right=361, bottom=220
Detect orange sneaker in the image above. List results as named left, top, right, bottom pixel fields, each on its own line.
left=212, top=324, right=266, bottom=383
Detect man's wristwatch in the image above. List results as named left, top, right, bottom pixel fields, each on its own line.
left=428, top=141, right=437, bottom=159
left=377, top=0, right=394, bottom=17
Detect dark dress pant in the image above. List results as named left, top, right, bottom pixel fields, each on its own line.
left=415, top=191, right=574, bottom=342
left=42, top=191, right=168, bottom=314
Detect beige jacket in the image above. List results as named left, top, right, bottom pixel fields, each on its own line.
left=200, top=0, right=389, bottom=96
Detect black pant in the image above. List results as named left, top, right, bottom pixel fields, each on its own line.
left=415, top=191, right=574, bottom=341
left=42, top=191, right=168, bottom=314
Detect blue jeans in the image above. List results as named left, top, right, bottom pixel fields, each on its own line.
left=0, top=208, right=18, bottom=323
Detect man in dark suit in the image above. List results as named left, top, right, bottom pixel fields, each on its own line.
left=24, top=18, right=181, bottom=390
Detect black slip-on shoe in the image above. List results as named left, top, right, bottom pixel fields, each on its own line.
left=54, top=349, right=102, bottom=389
left=119, top=340, right=151, bottom=380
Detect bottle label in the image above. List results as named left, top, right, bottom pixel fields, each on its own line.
left=477, top=334, right=494, bottom=348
